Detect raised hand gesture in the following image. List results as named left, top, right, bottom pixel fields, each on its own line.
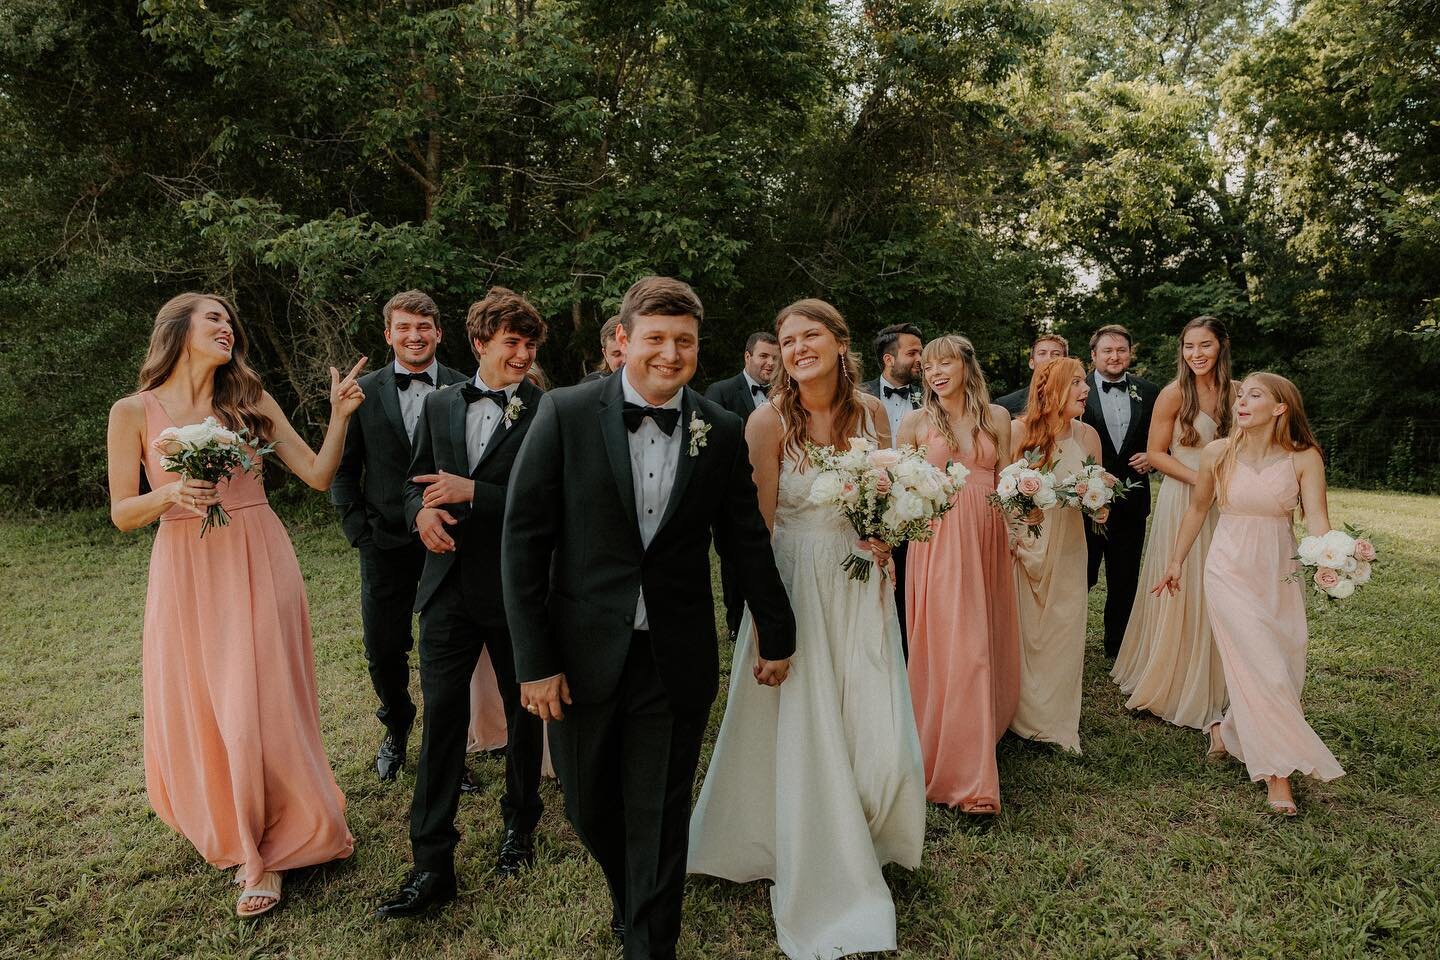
left=330, top=357, right=368, bottom=416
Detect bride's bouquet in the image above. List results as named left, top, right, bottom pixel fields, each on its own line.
left=1294, top=526, right=1378, bottom=600
left=153, top=417, right=275, bottom=537
left=989, top=454, right=1059, bottom=538
left=1058, top=456, right=1138, bottom=534
left=806, top=437, right=969, bottom=582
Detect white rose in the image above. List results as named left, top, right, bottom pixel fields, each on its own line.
left=1039, top=470, right=1058, bottom=489
left=849, top=436, right=877, bottom=454
left=946, top=462, right=970, bottom=486
left=996, top=474, right=1019, bottom=498
left=838, top=449, right=869, bottom=471
left=1033, top=486, right=1058, bottom=509
left=891, top=492, right=925, bottom=524
left=1340, top=554, right=1358, bottom=574
left=175, top=421, right=216, bottom=445
left=1315, top=538, right=1349, bottom=569
left=1320, top=528, right=1356, bottom=557
left=808, top=470, right=844, bottom=504
left=1351, top=560, right=1372, bottom=585
left=1082, top=486, right=1108, bottom=510
left=1296, top=536, right=1325, bottom=567
left=1326, top=577, right=1356, bottom=599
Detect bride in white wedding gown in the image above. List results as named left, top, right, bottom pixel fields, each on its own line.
left=688, top=299, right=926, bottom=960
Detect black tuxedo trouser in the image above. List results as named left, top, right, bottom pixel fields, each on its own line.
left=548, top=633, right=707, bottom=960
left=358, top=540, right=425, bottom=736
left=892, top=542, right=910, bottom=660
left=410, top=577, right=544, bottom=874
left=1086, top=500, right=1148, bottom=658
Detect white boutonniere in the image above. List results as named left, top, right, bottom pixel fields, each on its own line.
left=502, top=395, right=525, bottom=427
left=1127, top=383, right=1142, bottom=404
left=687, top=412, right=711, bottom=457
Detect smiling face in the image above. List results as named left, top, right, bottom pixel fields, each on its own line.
left=475, top=323, right=539, bottom=388
left=923, top=354, right=964, bottom=401
left=184, top=298, right=235, bottom=367
left=778, top=312, right=844, bottom=388
left=1029, top=338, right=1066, bottom=370
left=1091, top=333, right=1133, bottom=379
left=385, top=308, right=441, bottom=372
left=885, top=333, right=923, bottom=385
left=615, top=313, right=699, bottom=404
left=745, top=339, right=780, bottom=385
left=1181, top=325, right=1220, bottom=378
left=603, top=335, right=626, bottom=372
left=1234, top=377, right=1284, bottom=430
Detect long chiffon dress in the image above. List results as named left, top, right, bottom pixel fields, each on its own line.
left=139, top=391, right=354, bottom=889
left=1205, top=455, right=1344, bottom=783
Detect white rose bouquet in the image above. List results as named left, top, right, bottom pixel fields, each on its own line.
left=1057, top=456, right=1139, bottom=534
left=806, top=437, right=968, bottom=582
left=152, top=416, right=275, bottom=537
left=1293, top=525, right=1378, bottom=601
left=988, top=453, right=1060, bottom=538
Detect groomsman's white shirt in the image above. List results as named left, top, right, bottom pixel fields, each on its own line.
left=742, top=370, right=767, bottom=410
left=395, top=358, right=440, bottom=439
left=1093, top=370, right=1131, bottom=453
left=623, top=367, right=683, bottom=631
left=878, top=375, right=912, bottom=445
left=465, top=375, right=518, bottom=473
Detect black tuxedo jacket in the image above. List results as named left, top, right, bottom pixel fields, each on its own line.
left=501, top=373, right=796, bottom=714
left=704, top=372, right=761, bottom=426
left=995, top=387, right=1028, bottom=418
left=331, top=362, right=466, bottom=550
left=404, top=378, right=544, bottom=613
left=1081, top=373, right=1160, bottom=519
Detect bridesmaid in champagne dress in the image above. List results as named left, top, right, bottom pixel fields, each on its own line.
left=1008, top=357, right=1102, bottom=754
left=1113, top=317, right=1232, bottom=730
left=899, top=335, right=1020, bottom=813
left=106, top=293, right=367, bottom=917
left=1154, top=372, right=1344, bottom=815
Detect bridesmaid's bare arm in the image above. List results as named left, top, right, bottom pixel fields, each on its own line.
left=989, top=404, right=1011, bottom=460
left=895, top=409, right=925, bottom=450
left=1010, top=416, right=1028, bottom=462
left=260, top=358, right=367, bottom=491
left=1076, top=420, right=1103, bottom=463
left=1153, top=438, right=1226, bottom=596
left=746, top=404, right=784, bottom=534
left=1294, top=446, right=1332, bottom=536
left=1146, top=384, right=1196, bottom=485
left=106, top=396, right=215, bottom=531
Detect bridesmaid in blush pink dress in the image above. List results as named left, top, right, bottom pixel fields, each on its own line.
left=1154, top=372, right=1344, bottom=816
left=898, top=335, right=1019, bottom=813
left=106, top=293, right=367, bottom=917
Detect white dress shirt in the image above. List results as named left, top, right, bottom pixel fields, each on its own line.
left=395, top=359, right=440, bottom=439
left=1093, top=371, right=1131, bottom=452
left=622, top=367, right=684, bottom=631
left=878, top=375, right=913, bottom=445
left=741, top=370, right=768, bottom=410
left=465, top=375, right=518, bottom=474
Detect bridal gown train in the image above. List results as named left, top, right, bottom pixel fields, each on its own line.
left=688, top=451, right=926, bottom=960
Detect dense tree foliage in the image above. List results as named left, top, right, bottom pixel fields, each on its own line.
left=2, top=0, right=1437, bottom=503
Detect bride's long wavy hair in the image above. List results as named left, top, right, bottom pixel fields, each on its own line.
left=136, top=292, right=274, bottom=440
left=770, top=298, right=866, bottom=465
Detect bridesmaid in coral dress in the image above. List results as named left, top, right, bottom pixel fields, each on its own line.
left=1113, top=316, right=1234, bottom=730
left=106, top=292, right=367, bottom=917
left=1154, top=372, right=1344, bottom=815
left=898, top=335, right=1019, bottom=813
left=1008, top=357, right=1103, bottom=754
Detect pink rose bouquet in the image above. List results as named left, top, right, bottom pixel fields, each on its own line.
left=1293, top=525, right=1378, bottom=601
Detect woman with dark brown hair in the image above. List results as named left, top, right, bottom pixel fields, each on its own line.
left=689, top=298, right=925, bottom=960
left=105, top=292, right=366, bottom=917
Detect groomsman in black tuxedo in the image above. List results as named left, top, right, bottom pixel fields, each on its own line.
left=995, top=333, right=1069, bottom=418
left=503, top=277, right=796, bottom=959
left=377, top=288, right=548, bottom=918
left=1080, top=324, right=1160, bottom=659
left=703, top=330, right=780, bottom=641
left=859, top=322, right=923, bottom=656
left=332, top=290, right=466, bottom=781
left=580, top=315, right=626, bottom=383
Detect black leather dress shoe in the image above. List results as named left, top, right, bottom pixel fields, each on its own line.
left=496, top=829, right=536, bottom=877
left=376, top=729, right=407, bottom=782
left=376, top=869, right=457, bottom=919
left=610, top=912, right=625, bottom=945
left=459, top=765, right=480, bottom=794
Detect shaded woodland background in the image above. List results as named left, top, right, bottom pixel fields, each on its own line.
left=3, top=0, right=1438, bottom=504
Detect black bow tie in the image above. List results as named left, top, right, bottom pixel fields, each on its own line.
left=395, top=370, right=434, bottom=391
left=750, top=383, right=769, bottom=397
left=1101, top=378, right=1128, bottom=393
left=462, top=384, right=509, bottom=407
left=883, top=384, right=911, bottom=399
left=623, top=402, right=680, bottom=436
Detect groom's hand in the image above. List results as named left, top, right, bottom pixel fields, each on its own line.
left=754, top=656, right=791, bottom=687
left=415, top=470, right=475, bottom=508
left=416, top=507, right=458, bottom=553
left=521, top=674, right=572, bottom=722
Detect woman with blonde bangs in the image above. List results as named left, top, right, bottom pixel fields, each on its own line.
left=690, top=299, right=925, bottom=960
left=106, top=293, right=366, bottom=917
left=1008, top=356, right=1103, bottom=753
left=1113, top=316, right=1235, bottom=730
left=896, top=335, right=1020, bottom=813
left=1154, top=373, right=1344, bottom=815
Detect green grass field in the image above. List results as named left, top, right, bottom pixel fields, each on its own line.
left=2, top=489, right=1438, bottom=959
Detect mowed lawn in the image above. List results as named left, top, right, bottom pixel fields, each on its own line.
left=2, top=489, right=1438, bottom=960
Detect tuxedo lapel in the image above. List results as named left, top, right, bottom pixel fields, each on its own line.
left=598, top=374, right=641, bottom=532
left=1085, top=375, right=1117, bottom=461
left=376, top=366, right=411, bottom=449
left=471, top=380, right=538, bottom=475
left=1119, top=385, right=1144, bottom=456
left=446, top=383, right=469, bottom=473
left=656, top=388, right=700, bottom=536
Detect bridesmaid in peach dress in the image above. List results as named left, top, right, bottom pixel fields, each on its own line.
left=106, top=293, right=367, bottom=917
left=1008, top=357, right=1103, bottom=754
left=898, top=335, right=1019, bottom=813
left=1154, top=372, right=1344, bottom=815
left=1113, top=317, right=1233, bottom=730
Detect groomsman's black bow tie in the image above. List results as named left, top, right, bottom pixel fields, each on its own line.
left=750, top=383, right=769, bottom=397
left=462, top=384, right=509, bottom=407
left=395, top=370, right=434, bottom=391
left=883, top=384, right=911, bottom=399
left=1101, top=378, right=1129, bottom=393
left=622, top=402, right=680, bottom=435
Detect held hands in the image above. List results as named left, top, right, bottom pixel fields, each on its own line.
left=415, top=469, right=476, bottom=509
left=521, top=674, right=572, bottom=722
left=754, top=655, right=791, bottom=687
left=1151, top=559, right=1183, bottom=597
left=330, top=357, right=368, bottom=416
left=415, top=507, right=458, bottom=553
left=168, top=478, right=219, bottom=516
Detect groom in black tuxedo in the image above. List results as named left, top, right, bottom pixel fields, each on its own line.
left=331, top=290, right=466, bottom=780
left=376, top=288, right=548, bottom=918
left=503, top=277, right=796, bottom=960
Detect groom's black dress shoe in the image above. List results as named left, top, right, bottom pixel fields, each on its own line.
left=610, top=915, right=626, bottom=946
left=376, top=870, right=456, bottom=918
left=376, top=730, right=407, bottom=782
left=496, top=829, right=536, bottom=876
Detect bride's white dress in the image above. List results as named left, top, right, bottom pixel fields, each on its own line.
left=688, top=449, right=926, bottom=960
